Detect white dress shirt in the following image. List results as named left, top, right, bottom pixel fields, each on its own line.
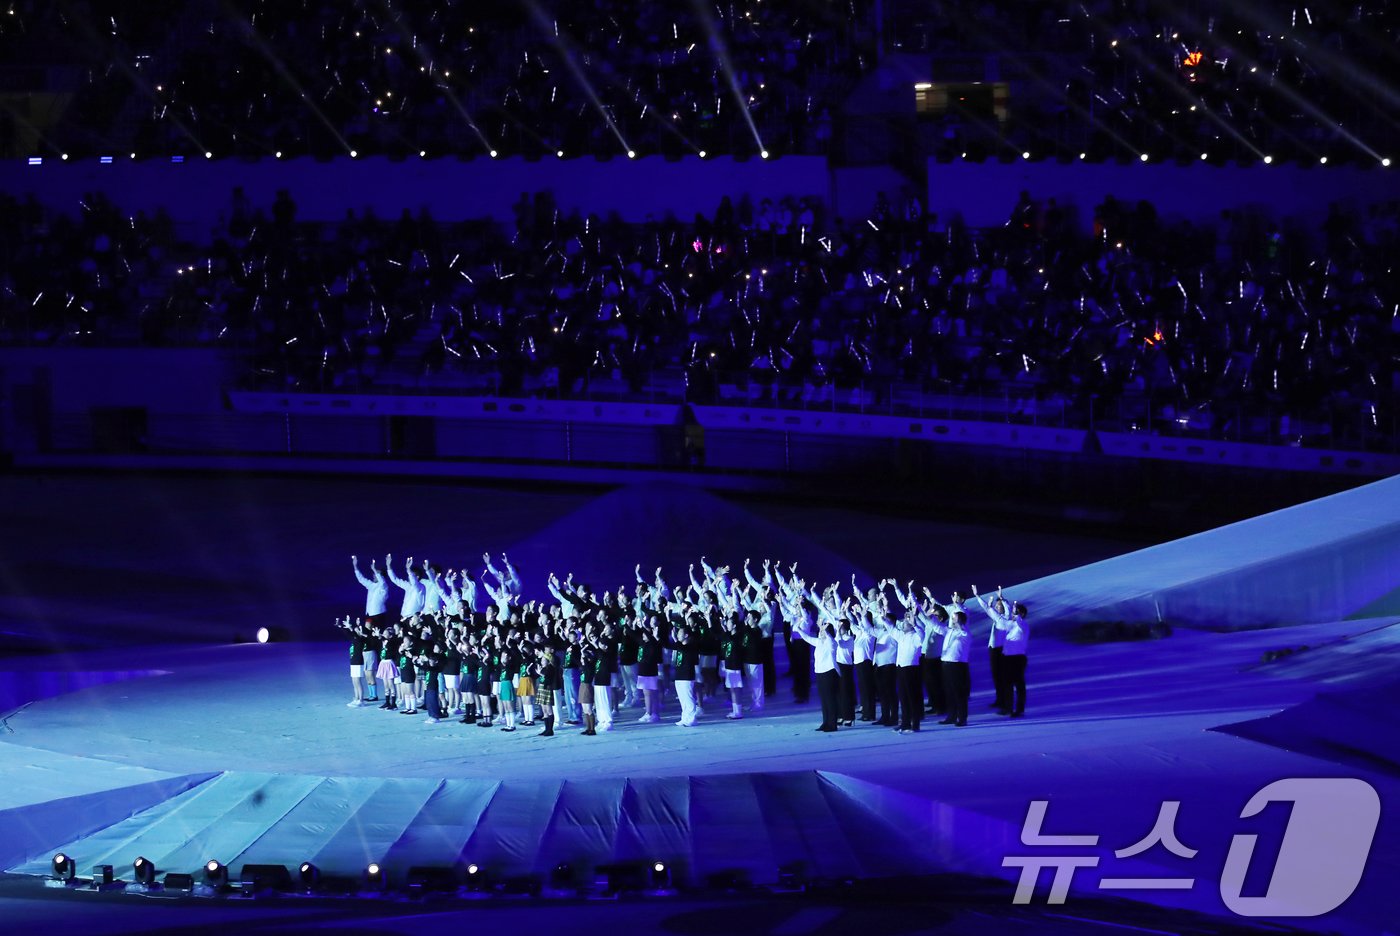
left=354, top=567, right=389, bottom=616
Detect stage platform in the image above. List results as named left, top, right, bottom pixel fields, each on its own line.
left=2, top=474, right=1399, bottom=934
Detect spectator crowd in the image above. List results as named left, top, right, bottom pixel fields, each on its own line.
left=2, top=184, right=1396, bottom=451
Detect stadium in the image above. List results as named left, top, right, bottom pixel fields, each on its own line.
left=1, top=2, right=1398, bottom=934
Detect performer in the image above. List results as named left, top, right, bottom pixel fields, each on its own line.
left=927, top=596, right=970, bottom=727
left=893, top=608, right=925, bottom=734
left=793, top=611, right=839, bottom=732
left=386, top=554, right=425, bottom=620
left=976, top=585, right=1029, bottom=717
left=351, top=555, right=386, bottom=702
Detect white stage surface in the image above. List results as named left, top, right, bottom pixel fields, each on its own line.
left=2, top=476, right=1399, bottom=935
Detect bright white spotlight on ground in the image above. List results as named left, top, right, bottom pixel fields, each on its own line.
left=1263, top=155, right=1273, bottom=164
left=274, top=151, right=282, bottom=159
left=1139, top=153, right=1149, bottom=162
left=1022, top=151, right=1031, bottom=160
left=489, top=150, right=498, bottom=158
left=627, top=150, right=637, bottom=158
left=556, top=150, right=564, bottom=158
left=1079, top=152, right=1087, bottom=160
left=256, top=627, right=270, bottom=644
left=697, top=150, right=706, bottom=158
left=419, top=150, right=427, bottom=158
left=760, top=150, right=770, bottom=159
left=349, top=150, right=357, bottom=158
left=1383, top=158, right=1392, bottom=167
left=61, top=153, right=69, bottom=161
left=1200, top=152, right=1208, bottom=160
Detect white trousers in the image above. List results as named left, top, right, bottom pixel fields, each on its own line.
left=675, top=680, right=697, bottom=725
left=745, top=663, right=765, bottom=708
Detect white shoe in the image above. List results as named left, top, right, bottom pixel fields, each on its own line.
left=597, top=722, right=613, bottom=732
left=347, top=700, right=365, bottom=707
left=424, top=717, right=440, bottom=724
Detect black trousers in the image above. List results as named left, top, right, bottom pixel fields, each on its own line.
left=422, top=683, right=443, bottom=720
left=876, top=664, right=899, bottom=725
left=1003, top=653, right=1027, bottom=714
left=856, top=660, right=877, bottom=720
left=837, top=662, right=856, bottom=723
left=989, top=646, right=1008, bottom=710
left=815, top=669, right=840, bottom=730
left=897, top=665, right=923, bottom=730
left=942, top=660, right=970, bottom=725
left=763, top=635, right=777, bottom=695
left=921, top=656, right=944, bottom=713
left=789, top=635, right=811, bottom=702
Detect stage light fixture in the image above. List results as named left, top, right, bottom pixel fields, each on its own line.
left=760, top=150, right=770, bottom=159
left=1200, top=152, right=1208, bottom=160
left=61, top=153, right=69, bottom=161
left=627, top=150, right=637, bottom=159
left=419, top=150, right=427, bottom=158
left=52, top=853, right=75, bottom=882
left=204, top=151, right=213, bottom=159
left=775, top=860, right=808, bottom=892
left=298, top=862, right=321, bottom=890
left=1263, top=155, right=1273, bottom=164
left=365, top=862, right=385, bottom=890
left=406, top=866, right=458, bottom=893
left=163, top=872, right=195, bottom=891
left=204, top=859, right=229, bottom=887
left=1139, top=153, right=1149, bottom=162
left=556, top=150, right=564, bottom=158
left=133, top=857, right=156, bottom=886
left=489, top=150, right=498, bottom=158
left=1079, top=152, right=1087, bottom=160
left=1320, top=156, right=1328, bottom=165
left=100, top=156, right=113, bottom=165
left=697, top=150, right=706, bottom=158
left=256, top=627, right=270, bottom=643
left=92, top=865, right=114, bottom=886
left=1383, top=158, right=1392, bottom=168
left=464, top=862, right=491, bottom=893
left=1021, top=151, right=1031, bottom=160
left=241, top=863, right=293, bottom=892
left=27, top=156, right=41, bottom=165
left=650, top=861, right=672, bottom=889
left=349, top=150, right=358, bottom=158
left=550, top=862, right=575, bottom=889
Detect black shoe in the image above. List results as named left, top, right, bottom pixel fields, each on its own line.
left=939, top=717, right=955, bottom=725
left=955, top=719, right=967, bottom=727
left=582, top=728, right=596, bottom=736
left=500, top=726, right=516, bottom=732
left=1010, top=711, right=1025, bottom=718
left=817, top=725, right=838, bottom=732
left=378, top=701, right=392, bottom=710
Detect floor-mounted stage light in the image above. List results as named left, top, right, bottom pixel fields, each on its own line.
left=464, top=862, right=492, bottom=893
left=650, top=860, right=672, bottom=889
left=299, top=862, right=321, bottom=891
left=133, top=857, right=156, bottom=887
left=52, top=853, right=75, bottom=882
left=204, top=859, right=229, bottom=887
left=91, top=864, right=115, bottom=887
left=163, top=872, right=195, bottom=891
left=365, top=862, right=386, bottom=891
left=240, top=863, right=292, bottom=892
left=406, top=866, right=457, bottom=893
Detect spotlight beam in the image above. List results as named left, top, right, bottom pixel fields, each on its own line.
left=521, top=0, right=631, bottom=155
left=688, top=0, right=765, bottom=155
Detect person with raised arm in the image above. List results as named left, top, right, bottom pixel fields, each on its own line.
left=923, top=591, right=971, bottom=726
left=792, top=604, right=840, bottom=732
left=972, top=582, right=1010, bottom=715
left=386, top=553, right=425, bottom=620
left=975, top=584, right=1029, bottom=717
left=337, top=615, right=369, bottom=707
left=850, top=604, right=878, bottom=722
left=870, top=594, right=900, bottom=727
left=893, top=607, right=926, bottom=734
left=668, top=618, right=703, bottom=727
